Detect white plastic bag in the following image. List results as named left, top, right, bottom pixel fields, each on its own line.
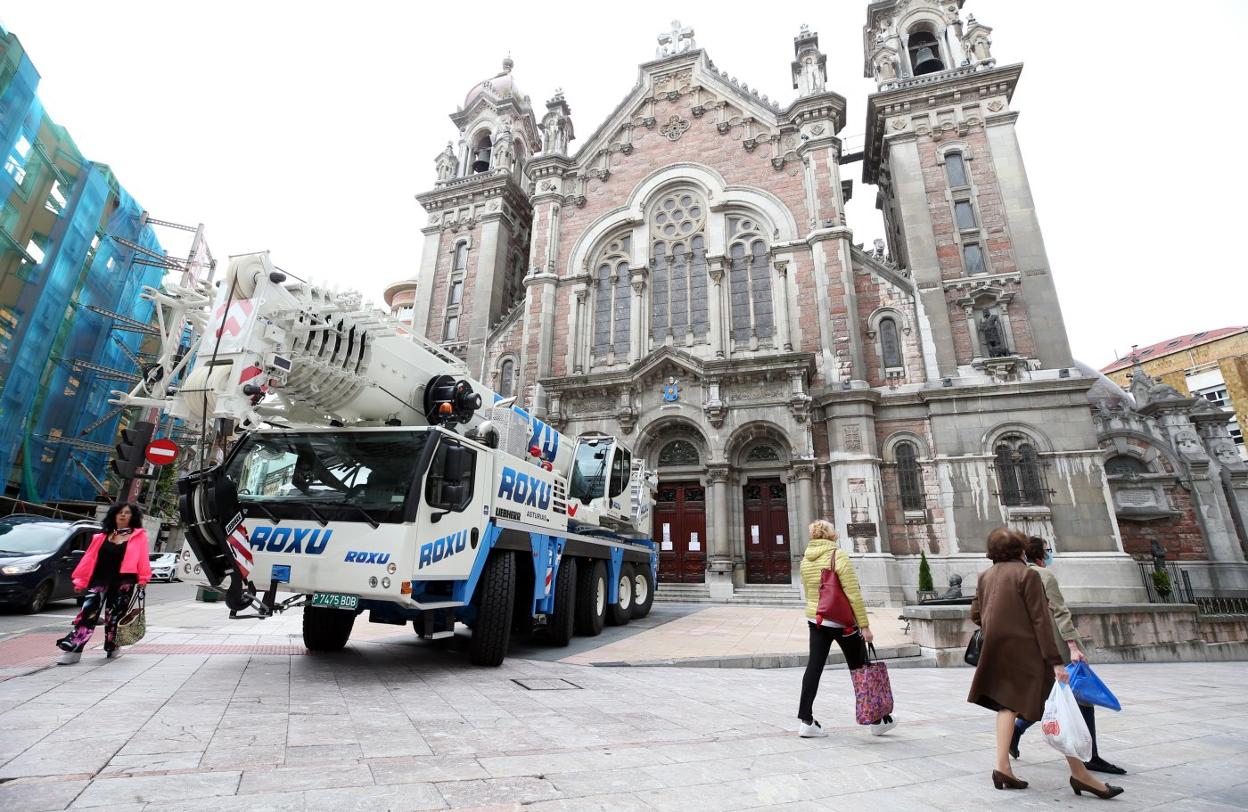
left=1041, top=681, right=1093, bottom=761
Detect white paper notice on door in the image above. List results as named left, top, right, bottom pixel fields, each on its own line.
left=661, top=523, right=673, bottom=551
left=751, top=525, right=760, bottom=545
left=661, top=540, right=674, bottom=551
left=776, top=535, right=784, bottom=546
left=689, top=532, right=700, bottom=552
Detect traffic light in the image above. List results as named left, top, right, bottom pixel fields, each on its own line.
left=112, top=421, right=155, bottom=479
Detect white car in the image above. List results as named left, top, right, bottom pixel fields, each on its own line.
left=149, top=552, right=178, bottom=582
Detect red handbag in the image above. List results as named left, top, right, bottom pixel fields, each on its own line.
left=816, top=549, right=857, bottom=628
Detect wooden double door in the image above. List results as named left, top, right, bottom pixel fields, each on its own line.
left=655, top=481, right=707, bottom=583
left=744, top=477, right=791, bottom=584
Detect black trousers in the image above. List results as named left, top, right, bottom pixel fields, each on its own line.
left=798, top=622, right=867, bottom=724
left=1017, top=702, right=1100, bottom=759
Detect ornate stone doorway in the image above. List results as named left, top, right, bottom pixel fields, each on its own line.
left=655, top=481, right=707, bottom=583
left=743, top=477, right=791, bottom=583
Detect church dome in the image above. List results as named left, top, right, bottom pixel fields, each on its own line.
left=464, top=57, right=528, bottom=109
left=1074, top=359, right=1134, bottom=408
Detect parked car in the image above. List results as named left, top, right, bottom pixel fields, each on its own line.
left=149, top=552, right=178, bottom=582
left=0, top=515, right=102, bottom=613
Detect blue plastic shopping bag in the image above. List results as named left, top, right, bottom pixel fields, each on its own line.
left=1065, top=661, right=1121, bottom=711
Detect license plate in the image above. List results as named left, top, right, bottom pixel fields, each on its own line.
left=311, top=592, right=358, bottom=611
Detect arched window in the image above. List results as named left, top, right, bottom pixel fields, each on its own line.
left=658, top=440, right=699, bottom=467
left=944, top=152, right=968, bottom=188
left=497, top=359, right=515, bottom=399
left=994, top=435, right=1045, bottom=507
left=745, top=444, right=780, bottom=463
left=650, top=192, right=709, bottom=346
left=1105, top=455, right=1148, bottom=477
left=895, top=442, right=923, bottom=511
left=907, top=29, right=944, bottom=76
left=727, top=214, right=774, bottom=348
left=880, top=317, right=903, bottom=369
left=592, top=232, right=632, bottom=362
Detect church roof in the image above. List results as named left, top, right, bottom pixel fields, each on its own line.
left=463, top=57, right=529, bottom=112
left=1100, top=326, right=1247, bottom=374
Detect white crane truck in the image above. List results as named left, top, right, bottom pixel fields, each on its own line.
left=157, top=252, right=657, bottom=666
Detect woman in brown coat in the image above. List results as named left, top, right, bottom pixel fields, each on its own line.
left=968, top=527, right=1123, bottom=799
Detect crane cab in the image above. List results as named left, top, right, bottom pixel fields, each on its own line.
left=567, top=435, right=652, bottom=538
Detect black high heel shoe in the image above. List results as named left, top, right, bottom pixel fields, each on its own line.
left=992, top=770, right=1028, bottom=790
left=1071, top=777, right=1124, bottom=799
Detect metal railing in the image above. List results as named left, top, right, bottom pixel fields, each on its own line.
left=1137, top=562, right=1248, bottom=617
left=0, top=495, right=96, bottom=522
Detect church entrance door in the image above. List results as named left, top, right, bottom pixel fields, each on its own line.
left=744, top=478, right=791, bottom=584
left=655, top=482, right=707, bottom=584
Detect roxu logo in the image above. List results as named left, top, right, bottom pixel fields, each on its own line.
left=498, top=466, right=552, bottom=511
left=418, top=530, right=468, bottom=569
left=248, top=526, right=332, bottom=555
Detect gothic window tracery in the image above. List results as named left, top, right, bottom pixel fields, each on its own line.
left=745, top=444, right=779, bottom=463
left=1105, top=455, right=1148, bottom=477
left=658, top=439, right=700, bottom=467
left=727, top=214, right=774, bottom=348
left=592, top=232, right=632, bottom=361
left=650, top=192, right=709, bottom=345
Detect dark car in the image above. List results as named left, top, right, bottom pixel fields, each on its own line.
left=0, top=515, right=102, bottom=613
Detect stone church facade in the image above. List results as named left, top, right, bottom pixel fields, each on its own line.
left=404, top=1, right=1247, bottom=603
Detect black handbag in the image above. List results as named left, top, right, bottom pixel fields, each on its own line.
left=964, top=629, right=983, bottom=666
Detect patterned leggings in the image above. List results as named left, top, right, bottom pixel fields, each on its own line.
left=57, top=582, right=134, bottom=653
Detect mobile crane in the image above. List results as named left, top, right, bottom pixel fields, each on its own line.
left=157, top=251, right=656, bottom=665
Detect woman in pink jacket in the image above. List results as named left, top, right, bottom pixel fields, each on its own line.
left=56, top=502, right=151, bottom=664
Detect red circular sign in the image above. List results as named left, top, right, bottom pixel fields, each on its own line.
left=145, top=438, right=180, bottom=466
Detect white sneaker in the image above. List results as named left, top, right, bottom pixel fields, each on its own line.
left=56, top=651, right=82, bottom=665
left=106, top=649, right=124, bottom=660
left=799, top=720, right=828, bottom=738
left=870, top=716, right=897, bottom=736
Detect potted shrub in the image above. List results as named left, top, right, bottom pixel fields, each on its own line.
left=1152, top=569, right=1172, bottom=598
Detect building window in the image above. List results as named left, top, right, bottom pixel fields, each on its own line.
left=448, top=280, right=463, bottom=307
left=453, top=242, right=468, bottom=272
left=895, top=442, right=923, bottom=511
left=727, top=214, right=774, bottom=348
left=0, top=306, right=19, bottom=361
left=994, top=436, right=1046, bottom=507
left=658, top=439, right=700, bottom=467
left=954, top=200, right=977, bottom=231
left=879, top=317, right=903, bottom=368
left=592, top=232, right=632, bottom=361
left=745, top=444, right=780, bottom=463
left=395, top=305, right=414, bottom=322
left=3, top=135, right=30, bottom=185
left=443, top=314, right=460, bottom=341
left=498, top=359, right=515, bottom=398
left=650, top=192, right=709, bottom=346
left=907, top=29, right=945, bottom=75
left=963, top=242, right=986, bottom=276
left=1105, top=455, right=1148, bottom=477
left=945, top=152, right=968, bottom=188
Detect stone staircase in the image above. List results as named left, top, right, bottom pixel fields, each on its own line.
left=653, top=583, right=804, bottom=607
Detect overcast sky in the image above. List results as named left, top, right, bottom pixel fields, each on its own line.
left=4, top=1, right=1243, bottom=368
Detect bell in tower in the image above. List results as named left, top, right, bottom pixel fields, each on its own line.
left=471, top=133, right=493, bottom=174
left=908, top=30, right=945, bottom=75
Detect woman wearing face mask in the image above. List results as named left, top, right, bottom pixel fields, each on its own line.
left=1011, top=536, right=1125, bottom=776
left=56, top=502, right=151, bottom=664
left=967, top=527, right=1123, bottom=799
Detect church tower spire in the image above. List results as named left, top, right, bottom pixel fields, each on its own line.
left=863, top=0, right=1074, bottom=381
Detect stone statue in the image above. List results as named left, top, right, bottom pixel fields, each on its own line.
left=876, top=53, right=898, bottom=83
left=434, top=142, right=457, bottom=182
left=1211, top=438, right=1245, bottom=468
left=492, top=127, right=515, bottom=172
left=1175, top=430, right=1206, bottom=458
left=542, top=112, right=568, bottom=155
left=1150, top=538, right=1166, bottom=572
left=872, top=238, right=886, bottom=258
left=978, top=308, right=1010, bottom=358
left=1128, top=360, right=1185, bottom=408
left=939, top=573, right=963, bottom=599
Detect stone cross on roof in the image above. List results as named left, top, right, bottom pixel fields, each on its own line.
left=657, top=20, right=696, bottom=58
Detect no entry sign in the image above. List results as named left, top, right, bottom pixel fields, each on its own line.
left=145, top=438, right=179, bottom=466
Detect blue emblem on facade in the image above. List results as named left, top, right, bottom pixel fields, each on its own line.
left=661, top=377, right=681, bottom=403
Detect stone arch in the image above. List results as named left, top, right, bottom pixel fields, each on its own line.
left=881, top=430, right=930, bottom=462
left=896, top=9, right=952, bottom=76
left=1098, top=430, right=1184, bottom=478
left=635, top=413, right=712, bottom=465
left=982, top=421, right=1054, bottom=455
left=726, top=420, right=794, bottom=468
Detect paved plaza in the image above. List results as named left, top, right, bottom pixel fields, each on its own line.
left=0, top=598, right=1245, bottom=811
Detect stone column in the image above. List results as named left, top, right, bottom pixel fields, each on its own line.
left=793, top=462, right=816, bottom=557
left=774, top=259, right=793, bottom=352
left=629, top=268, right=647, bottom=364
left=707, top=256, right=726, bottom=358
left=707, top=463, right=733, bottom=599
left=572, top=285, right=589, bottom=374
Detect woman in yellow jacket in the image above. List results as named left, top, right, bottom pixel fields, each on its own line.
left=797, top=520, right=896, bottom=738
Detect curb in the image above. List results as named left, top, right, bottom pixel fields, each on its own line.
left=588, top=643, right=929, bottom=669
